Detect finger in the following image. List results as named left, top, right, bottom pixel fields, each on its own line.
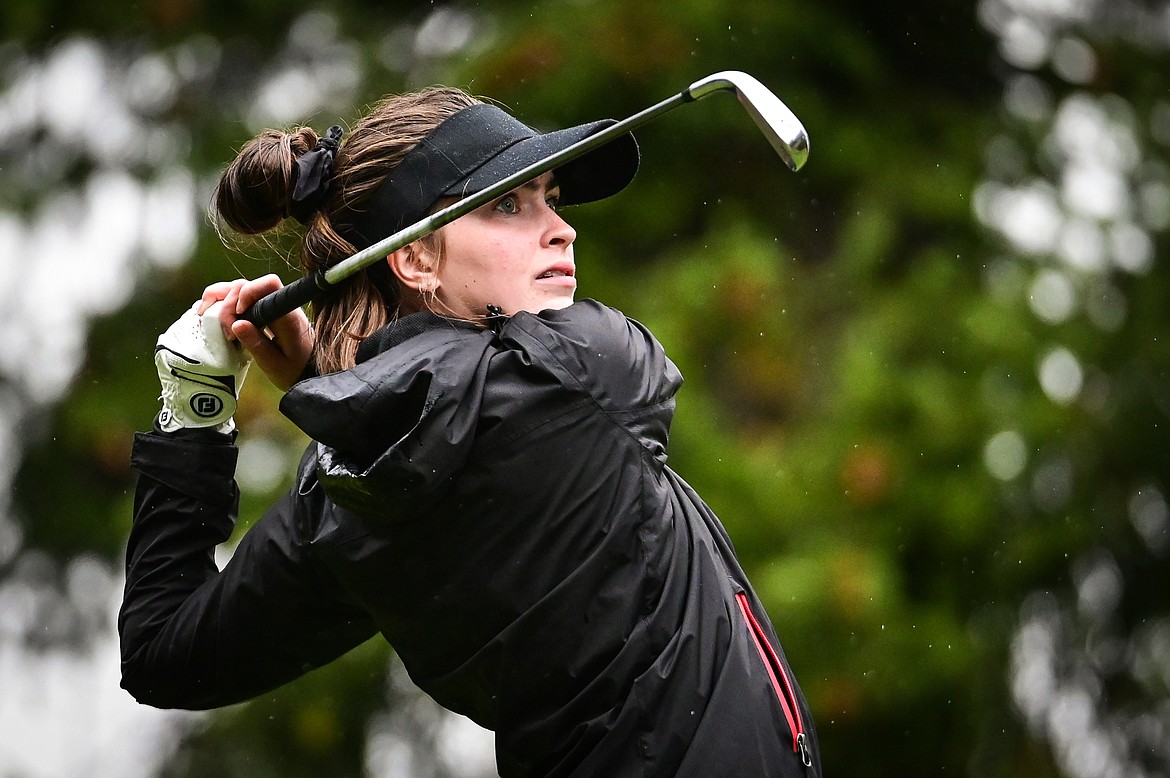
left=265, top=303, right=312, bottom=348
left=196, top=280, right=244, bottom=315
left=237, top=301, right=313, bottom=372
left=230, top=319, right=303, bottom=391
left=234, top=274, right=285, bottom=315
left=233, top=275, right=311, bottom=365
left=215, top=286, right=243, bottom=341
left=229, top=318, right=271, bottom=355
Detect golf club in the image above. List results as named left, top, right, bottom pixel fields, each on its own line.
left=244, top=70, right=809, bottom=328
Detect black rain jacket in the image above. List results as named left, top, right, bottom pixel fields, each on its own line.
left=121, top=300, right=821, bottom=777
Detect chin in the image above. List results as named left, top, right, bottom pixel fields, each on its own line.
left=538, top=296, right=575, bottom=312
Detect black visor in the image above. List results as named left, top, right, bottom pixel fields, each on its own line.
left=341, top=103, right=640, bottom=249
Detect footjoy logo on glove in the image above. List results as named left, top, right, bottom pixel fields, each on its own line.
left=190, top=393, right=225, bottom=418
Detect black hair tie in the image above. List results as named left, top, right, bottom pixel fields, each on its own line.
left=288, top=125, right=344, bottom=225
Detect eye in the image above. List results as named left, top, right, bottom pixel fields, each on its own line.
left=494, top=194, right=519, bottom=215
left=546, top=191, right=561, bottom=211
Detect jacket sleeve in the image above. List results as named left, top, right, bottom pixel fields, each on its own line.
left=119, top=427, right=377, bottom=710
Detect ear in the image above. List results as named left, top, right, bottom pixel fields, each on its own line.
left=386, top=242, right=439, bottom=293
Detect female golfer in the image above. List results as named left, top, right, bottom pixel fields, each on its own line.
left=121, top=86, right=821, bottom=777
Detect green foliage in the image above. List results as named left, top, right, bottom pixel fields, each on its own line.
left=5, top=1, right=1169, bottom=776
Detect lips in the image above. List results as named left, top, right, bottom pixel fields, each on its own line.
left=536, top=263, right=575, bottom=280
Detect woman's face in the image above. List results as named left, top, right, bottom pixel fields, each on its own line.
left=429, top=172, right=578, bottom=319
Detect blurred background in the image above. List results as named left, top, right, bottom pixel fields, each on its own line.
left=1, top=0, right=1168, bottom=775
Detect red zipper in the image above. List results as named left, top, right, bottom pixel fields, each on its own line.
left=735, top=592, right=813, bottom=768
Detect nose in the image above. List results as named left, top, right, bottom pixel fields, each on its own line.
left=543, top=206, right=576, bottom=248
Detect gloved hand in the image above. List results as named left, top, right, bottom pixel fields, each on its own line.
left=154, top=301, right=252, bottom=433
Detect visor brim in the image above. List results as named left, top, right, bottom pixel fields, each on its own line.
left=441, top=118, right=640, bottom=207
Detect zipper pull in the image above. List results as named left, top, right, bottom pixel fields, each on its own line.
left=797, top=732, right=813, bottom=768
left=485, top=304, right=507, bottom=334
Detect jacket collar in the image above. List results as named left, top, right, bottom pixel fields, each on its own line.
left=355, top=311, right=480, bottom=364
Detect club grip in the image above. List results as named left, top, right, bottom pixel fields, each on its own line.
left=244, top=273, right=326, bottom=329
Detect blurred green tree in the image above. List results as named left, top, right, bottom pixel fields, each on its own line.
left=1, top=0, right=1167, bottom=776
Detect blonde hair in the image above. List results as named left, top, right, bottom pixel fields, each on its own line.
left=211, top=87, right=481, bottom=374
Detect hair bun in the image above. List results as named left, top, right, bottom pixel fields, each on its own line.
left=212, top=127, right=318, bottom=235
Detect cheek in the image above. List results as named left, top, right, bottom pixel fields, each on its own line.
left=469, top=241, right=527, bottom=283
left=438, top=225, right=536, bottom=303
left=443, top=242, right=514, bottom=299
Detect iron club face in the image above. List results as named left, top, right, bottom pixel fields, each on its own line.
left=687, top=71, right=810, bottom=172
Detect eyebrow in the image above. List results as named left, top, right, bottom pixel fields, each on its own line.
left=512, top=173, right=560, bottom=194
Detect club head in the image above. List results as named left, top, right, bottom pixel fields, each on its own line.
left=688, top=71, right=810, bottom=172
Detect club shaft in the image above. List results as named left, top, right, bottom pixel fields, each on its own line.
left=323, top=90, right=689, bottom=286
left=244, top=72, right=804, bottom=328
